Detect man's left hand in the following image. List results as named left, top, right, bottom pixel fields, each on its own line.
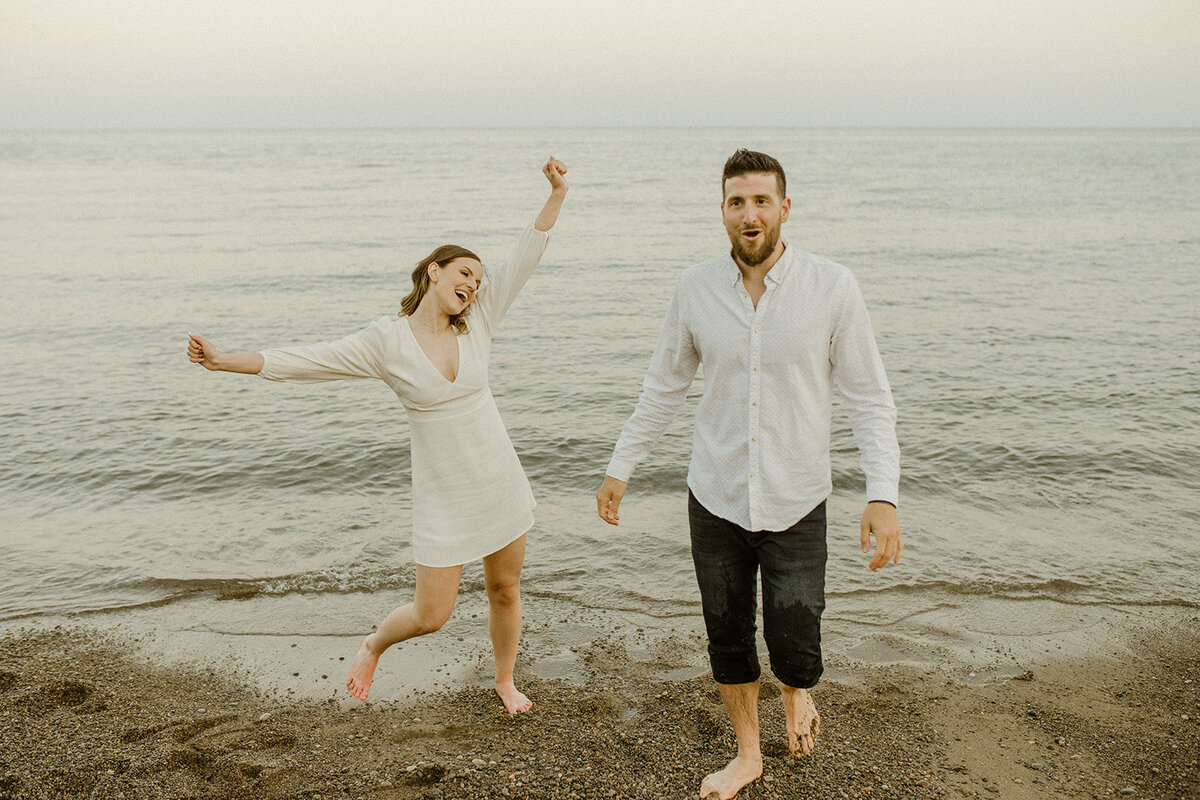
left=861, top=502, right=902, bottom=570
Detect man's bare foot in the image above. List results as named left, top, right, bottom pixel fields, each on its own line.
left=346, top=635, right=382, bottom=701
left=495, top=680, right=533, bottom=714
left=781, top=685, right=821, bottom=757
left=699, top=755, right=762, bottom=799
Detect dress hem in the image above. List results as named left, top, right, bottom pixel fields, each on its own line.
left=412, top=506, right=536, bottom=568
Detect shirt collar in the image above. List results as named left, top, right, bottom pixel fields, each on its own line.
left=725, top=238, right=794, bottom=286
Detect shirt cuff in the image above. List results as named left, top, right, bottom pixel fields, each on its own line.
left=604, top=455, right=637, bottom=483
left=865, top=479, right=899, bottom=509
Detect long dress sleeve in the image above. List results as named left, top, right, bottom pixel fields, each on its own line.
left=471, top=223, right=550, bottom=336
left=259, top=316, right=391, bottom=383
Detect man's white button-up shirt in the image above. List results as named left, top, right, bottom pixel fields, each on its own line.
left=605, top=243, right=899, bottom=532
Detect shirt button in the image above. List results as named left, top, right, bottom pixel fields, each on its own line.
left=752, top=402, right=757, bottom=406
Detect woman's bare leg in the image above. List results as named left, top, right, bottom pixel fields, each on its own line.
left=346, top=563, right=463, bottom=701
left=482, top=534, right=531, bottom=713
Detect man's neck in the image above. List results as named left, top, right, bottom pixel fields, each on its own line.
left=735, top=243, right=787, bottom=309
left=733, top=241, right=787, bottom=282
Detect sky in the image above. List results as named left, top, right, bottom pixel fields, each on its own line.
left=2, top=0, right=1198, bottom=129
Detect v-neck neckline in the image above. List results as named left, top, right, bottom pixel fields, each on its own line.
left=405, top=317, right=462, bottom=384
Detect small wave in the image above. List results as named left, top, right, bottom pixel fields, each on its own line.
left=145, top=566, right=419, bottom=601
left=831, top=578, right=1200, bottom=609
left=0, top=567, right=423, bottom=621
left=70, top=564, right=703, bottom=621
left=4, top=438, right=413, bottom=502
left=888, top=438, right=1198, bottom=498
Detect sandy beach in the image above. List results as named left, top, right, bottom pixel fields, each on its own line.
left=1, top=606, right=1196, bottom=800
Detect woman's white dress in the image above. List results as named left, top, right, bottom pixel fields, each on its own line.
left=258, top=224, right=550, bottom=567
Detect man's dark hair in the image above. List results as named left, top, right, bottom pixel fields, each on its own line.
left=722, top=149, right=786, bottom=199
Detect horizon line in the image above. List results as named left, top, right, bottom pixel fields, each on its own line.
left=3, top=124, right=1198, bottom=134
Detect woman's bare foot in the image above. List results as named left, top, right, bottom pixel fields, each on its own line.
left=781, top=685, right=821, bottom=757
left=346, top=635, right=382, bottom=701
left=494, top=680, right=532, bottom=714
left=699, top=754, right=762, bottom=799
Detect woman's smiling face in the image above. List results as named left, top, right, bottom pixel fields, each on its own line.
left=431, top=256, right=483, bottom=314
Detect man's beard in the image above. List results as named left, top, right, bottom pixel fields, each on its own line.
left=730, top=225, right=780, bottom=267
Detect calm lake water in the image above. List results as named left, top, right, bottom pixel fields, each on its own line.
left=2, top=128, right=1197, bottom=637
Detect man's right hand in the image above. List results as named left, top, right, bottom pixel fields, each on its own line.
left=596, top=476, right=627, bottom=526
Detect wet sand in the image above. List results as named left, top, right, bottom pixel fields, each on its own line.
left=1, top=611, right=1196, bottom=800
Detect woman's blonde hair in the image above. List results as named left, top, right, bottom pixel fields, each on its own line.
left=399, top=244, right=481, bottom=335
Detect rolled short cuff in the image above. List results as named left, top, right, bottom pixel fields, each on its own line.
left=708, top=648, right=763, bottom=685
left=769, top=654, right=823, bottom=690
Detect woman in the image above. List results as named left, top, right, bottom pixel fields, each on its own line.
left=187, top=157, right=568, bottom=712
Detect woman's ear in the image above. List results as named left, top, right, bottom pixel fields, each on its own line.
left=427, top=262, right=439, bottom=283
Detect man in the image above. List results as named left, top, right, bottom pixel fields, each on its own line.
left=596, top=149, right=902, bottom=800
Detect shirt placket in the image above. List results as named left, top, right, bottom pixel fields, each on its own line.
left=745, top=282, right=772, bottom=530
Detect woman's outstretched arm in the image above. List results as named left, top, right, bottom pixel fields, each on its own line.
left=189, top=322, right=389, bottom=383
left=188, top=334, right=263, bottom=374
left=534, top=156, right=569, bottom=232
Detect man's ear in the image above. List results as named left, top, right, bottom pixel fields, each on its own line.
left=780, top=197, right=792, bottom=223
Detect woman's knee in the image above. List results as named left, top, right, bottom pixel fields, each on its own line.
left=412, top=603, right=454, bottom=635
left=486, top=580, right=521, bottom=609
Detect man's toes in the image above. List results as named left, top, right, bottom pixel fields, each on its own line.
left=789, top=729, right=814, bottom=757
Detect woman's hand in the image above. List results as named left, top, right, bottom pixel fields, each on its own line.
left=543, top=156, right=568, bottom=193
left=188, top=333, right=223, bottom=370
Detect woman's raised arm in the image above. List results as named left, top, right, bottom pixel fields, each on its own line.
left=470, top=158, right=569, bottom=333
left=534, top=157, right=568, bottom=232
